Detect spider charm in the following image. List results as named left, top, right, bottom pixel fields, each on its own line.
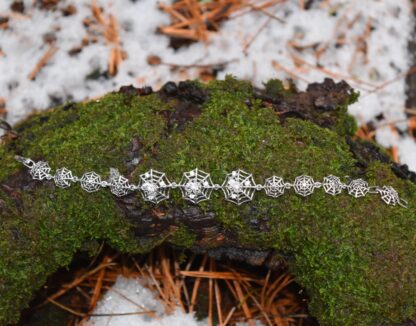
left=222, top=169, right=257, bottom=205
left=180, top=168, right=213, bottom=204
left=80, top=172, right=102, bottom=193
left=109, top=168, right=131, bottom=197
left=139, top=169, right=170, bottom=204
left=264, top=176, right=285, bottom=198
left=293, top=175, right=315, bottom=197
left=347, top=179, right=368, bottom=198
left=322, top=175, right=343, bottom=196
left=379, top=186, right=400, bottom=206
left=54, top=167, right=74, bottom=188
left=30, top=161, right=51, bottom=180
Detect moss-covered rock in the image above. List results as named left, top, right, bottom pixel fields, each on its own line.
left=0, top=77, right=415, bottom=325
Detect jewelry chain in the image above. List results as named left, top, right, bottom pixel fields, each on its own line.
left=15, top=155, right=409, bottom=208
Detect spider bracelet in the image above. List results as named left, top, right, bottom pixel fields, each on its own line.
left=15, top=155, right=409, bottom=208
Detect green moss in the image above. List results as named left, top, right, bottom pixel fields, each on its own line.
left=170, top=223, right=197, bottom=248
left=1, top=77, right=415, bottom=326
left=132, top=78, right=415, bottom=325
left=0, top=92, right=168, bottom=324
left=334, top=90, right=359, bottom=137
left=263, top=78, right=296, bottom=97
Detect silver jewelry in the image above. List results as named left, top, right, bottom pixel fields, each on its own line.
left=264, top=176, right=285, bottom=198
left=138, top=169, right=170, bottom=204
left=180, top=168, right=213, bottom=204
left=322, top=175, right=344, bottom=196
left=80, top=171, right=102, bottom=193
left=293, top=175, right=317, bottom=197
left=14, top=155, right=409, bottom=208
left=347, top=178, right=369, bottom=198
left=54, top=167, right=74, bottom=189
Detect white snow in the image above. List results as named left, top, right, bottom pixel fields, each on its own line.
left=88, top=275, right=266, bottom=326
left=0, top=0, right=414, bottom=171
left=88, top=275, right=205, bottom=326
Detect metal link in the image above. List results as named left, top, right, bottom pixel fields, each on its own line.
left=15, top=155, right=35, bottom=168
left=14, top=156, right=409, bottom=208
left=368, top=186, right=382, bottom=194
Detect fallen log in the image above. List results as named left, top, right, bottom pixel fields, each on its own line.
left=0, top=77, right=415, bottom=325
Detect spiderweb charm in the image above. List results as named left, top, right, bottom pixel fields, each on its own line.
left=222, top=169, right=256, bottom=205
left=264, top=176, right=285, bottom=198
left=293, top=175, right=315, bottom=197
left=347, top=179, right=368, bottom=198
left=322, top=175, right=343, bottom=196
left=180, top=168, right=213, bottom=204
left=109, top=168, right=131, bottom=197
left=379, top=186, right=400, bottom=206
left=30, top=161, right=51, bottom=180
left=54, top=167, right=74, bottom=188
left=139, top=169, right=170, bottom=204
left=80, top=172, right=102, bottom=193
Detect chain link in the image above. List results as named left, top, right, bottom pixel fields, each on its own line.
left=15, top=156, right=409, bottom=208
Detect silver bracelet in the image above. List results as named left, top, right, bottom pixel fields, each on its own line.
left=14, top=155, right=409, bottom=208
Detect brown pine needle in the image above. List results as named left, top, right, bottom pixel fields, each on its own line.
left=271, top=59, right=311, bottom=84
left=365, top=67, right=416, bottom=96
left=233, top=280, right=254, bottom=326
left=88, top=257, right=108, bottom=311
left=27, top=45, right=57, bottom=81
left=223, top=306, right=236, bottom=326
left=90, top=0, right=124, bottom=76
left=239, top=276, right=274, bottom=326
left=391, top=146, right=399, bottom=163
left=144, top=263, right=170, bottom=309
left=214, top=279, right=224, bottom=326
left=37, top=261, right=115, bottom=309
left=189, top=253, right=208, bottom=312
left=180, top=270, right=257, bottom=281
left=243, top=13, right=275, bottom=54
left=31, top=245, right=309, bottom=325
left=261, top=269, right=271, bottom=307
left=105, top=286, right=159, bottom=319
left=177, top=253, right=196, bottom=306
left=158, top=0, right=283, bottom=43
left=208, top=258, right=214, bottom=326
left=47, top=298, right=85, bottom=318
left=244, top=1, right=286, bottom=24
left=90, top=311, right=156, bottom=317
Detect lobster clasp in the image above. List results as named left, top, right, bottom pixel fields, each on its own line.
left=14, top=155, right=35, bottom=168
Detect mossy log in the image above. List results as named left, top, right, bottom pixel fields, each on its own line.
left=1, top=77, right=415, bottom=326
